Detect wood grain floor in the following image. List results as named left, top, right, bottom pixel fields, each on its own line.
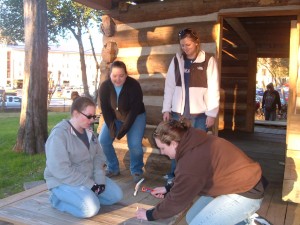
left=0, top=125, right=299, bottom=225
left=1, top=171, right=299, bottom=225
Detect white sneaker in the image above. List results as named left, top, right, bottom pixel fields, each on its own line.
left=250, top=213, right=273, bottom=225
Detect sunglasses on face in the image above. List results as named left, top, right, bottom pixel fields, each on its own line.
left=178, top=28, right=198, bottom=39
left=79, top=111, right=97, bottom=120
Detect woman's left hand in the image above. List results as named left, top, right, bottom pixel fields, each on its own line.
left=206, top=116, right=215, bottom=128
left=135, top=207, right=148, bottom=220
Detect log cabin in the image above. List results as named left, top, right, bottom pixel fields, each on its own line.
left=74, top=0, right=300, bottom=204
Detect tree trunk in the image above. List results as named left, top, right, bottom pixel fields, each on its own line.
left=87, top=28, right=100, bottom=101
left=76, top=33, right=91, bottom=99
left=14, top=0, right=48, bottom=154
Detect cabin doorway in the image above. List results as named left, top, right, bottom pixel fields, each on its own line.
left=218, top=12, right=296, bottom=132
left=218, top=8, right=300, bottom=187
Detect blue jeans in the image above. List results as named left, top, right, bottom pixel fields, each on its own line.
left=168, top=113, right=208, bottom=177
left=49, top=177, right=123, bottom=218
left=264, top=110, right=276, bottom=121
left=99, top=113, right=146, bottom=175
left=186, top=194, right=263, bottom=225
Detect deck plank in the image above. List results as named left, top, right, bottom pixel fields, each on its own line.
left=9, top=197, right=102, bottom=225
left=0, top=177, right=299, bottom=225
left=257, top=185, right=275, bottom=217
left=0, top=184, right=47, bottom=208
left=265, top=186, right=288, bottom=225
left=0, top=127, right=299, bottom=224
left=284, top=202, right=300, bottom=225
left=0, top=171, right=183, bottom=225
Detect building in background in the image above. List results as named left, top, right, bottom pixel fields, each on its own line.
left=0, top=44, right=101, bottom=94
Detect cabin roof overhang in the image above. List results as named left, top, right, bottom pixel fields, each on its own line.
left=74, top=0, right=112, bottom=10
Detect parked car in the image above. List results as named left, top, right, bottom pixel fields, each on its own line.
left=0, top=95, right=22, bottom=108
left=256, top=88, right=264, bottom=96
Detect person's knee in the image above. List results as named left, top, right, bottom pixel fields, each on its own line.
left=185, top=209, right=194, bottom=224
left=114, top=189, right=123, bottom=203
left=98, top=133, right=112, bottom=146
left=128, top=142, right=143, bottom=151
left=80, top=199, right=100, bottom=218
left=110, top=182, right=123, bottom=203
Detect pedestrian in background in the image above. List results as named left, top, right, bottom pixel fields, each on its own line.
left=262, top=83, right=281, bottom=121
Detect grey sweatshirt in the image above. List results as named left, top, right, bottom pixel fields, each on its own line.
left=44, top=120, right=106, bottom=190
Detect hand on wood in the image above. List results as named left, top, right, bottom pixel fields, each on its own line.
left=135, top=207, right=147, bottom=220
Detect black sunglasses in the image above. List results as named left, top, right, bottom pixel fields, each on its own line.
left=79, top=111, right=97, bottom=120
left=178, top=28, right=198, bottom=39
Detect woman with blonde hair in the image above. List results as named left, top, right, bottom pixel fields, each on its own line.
left=162, top=28, right=220, bottom=181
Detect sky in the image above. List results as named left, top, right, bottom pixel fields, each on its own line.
left=53, top=28, right=103, bottom=53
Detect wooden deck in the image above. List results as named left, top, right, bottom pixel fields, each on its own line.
left=0, top=168, right=186, bottom=225
left=0, top=170, right=300, bottom=225
left=0, top=125, right=300, bottom=224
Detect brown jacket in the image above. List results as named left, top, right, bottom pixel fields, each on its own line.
left=151, top=128, right=262, bottom=220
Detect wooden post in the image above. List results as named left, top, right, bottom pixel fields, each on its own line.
left=282, top=19, right=300, bottom=203
left=101, top=41, right=118, bottom=63
left=100, top=15, right=116, bottom=37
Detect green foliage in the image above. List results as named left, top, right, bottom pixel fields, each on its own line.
left=47, top=0, right=102, bottom=48
left=0, top=112, right=69, bottom=199
left=257, top=58, right=289, bottom=86
left=0, top=0, right=24, bottom=44
left=0, top=0, right=102, bottom=44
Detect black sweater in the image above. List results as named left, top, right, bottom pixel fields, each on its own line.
left=99, top=76, right=145, bottom=139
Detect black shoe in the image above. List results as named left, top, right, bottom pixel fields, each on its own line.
left=132, top=173, right=143, bottom=183
left=105, top=170, right=120, bottom=178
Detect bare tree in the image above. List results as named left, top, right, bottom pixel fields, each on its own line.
left=14, top=0, right=48, bottom=154
left=257, top=58, right=289, bottom=87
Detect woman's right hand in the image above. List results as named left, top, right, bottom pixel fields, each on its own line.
left=163, top=112, right=170, bottom=121
left=151, top=187, right=167, bottom=199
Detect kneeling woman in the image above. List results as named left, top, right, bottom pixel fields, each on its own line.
left=136, top=119, right=268, bottom=225
left=44, top=97, right=123, bottom=218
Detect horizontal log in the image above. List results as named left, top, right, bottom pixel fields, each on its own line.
left=116, top=54, right=174, bottom=74
left=145, top=105, right=163, bottom=125
left=139, top=78, right=165, bottom=96
left=222, top=60, right=249, bottom=67
left=221, top=53, right=249, bottom=61
left=116, top=47, right=217, bottom=75
left=103, top=22, right=216, bottom=48
left=143, top=96, right=163, bottom=107
left=108, top=1, right=299, bottom=24
left=115, top=13, right=218, bottom=31
left=117, top=43, right=216, bottom=57
left=222, top=66, right=248, bottom=74
left=221, top=77, right=248, bottom=86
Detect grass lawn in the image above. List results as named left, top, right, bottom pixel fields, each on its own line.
left=0, top=111, right=69, bottom=199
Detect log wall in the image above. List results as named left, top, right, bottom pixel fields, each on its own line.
left=100, top=0, right=300, bottom=132
left=96, top=0, right=300, bottom=203
left=101, top=13, right=219, bottom=126
left=221, top=19, right=256, bottom=131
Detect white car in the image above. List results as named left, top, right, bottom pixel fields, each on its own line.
left=0, top=95, right=22, bottom=108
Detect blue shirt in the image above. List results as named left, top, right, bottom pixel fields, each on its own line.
left=114, top=85, right=123, bottom=108
left=183, top=58, right=195, bottom=118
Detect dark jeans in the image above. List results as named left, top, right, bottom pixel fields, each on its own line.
left=264, top=110, right=276, bottom=121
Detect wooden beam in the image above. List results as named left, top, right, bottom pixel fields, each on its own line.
left=74, top=0, right=112, bottom=10
left=224, top=18, right=256, bottom=48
